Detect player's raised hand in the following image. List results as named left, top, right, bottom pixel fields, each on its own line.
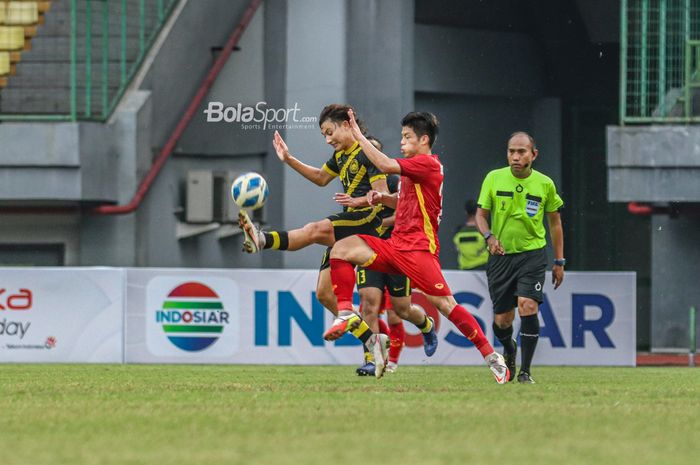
left=273, top=131, right=291, bottom=162
left=347, top=109, right=364, bottom=141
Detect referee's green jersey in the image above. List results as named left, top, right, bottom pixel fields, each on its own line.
left=477, top=167, right=563, bottom=254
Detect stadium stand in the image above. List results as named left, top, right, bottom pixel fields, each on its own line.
left=0, top=1, right=47, bottom=89
left=0, top=0, right=164, bottom=115
left=5, top=2, right=39, bottom=26
left=0, top=51, right=8, bottom=75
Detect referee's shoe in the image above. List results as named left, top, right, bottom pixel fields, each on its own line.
left=517, top=371, right=535, bottom=384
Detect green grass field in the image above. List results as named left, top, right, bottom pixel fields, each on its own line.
left=1, top=365, right=698, bottom=465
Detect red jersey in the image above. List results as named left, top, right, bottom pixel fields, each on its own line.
left=393, top=154, right=444, bottom=256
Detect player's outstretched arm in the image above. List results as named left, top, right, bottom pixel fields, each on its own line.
left=347, top=110, right=401, bottom=175
left=547, top=211, right=565, bottom=289
left=272, top=131, right=334, bottom=186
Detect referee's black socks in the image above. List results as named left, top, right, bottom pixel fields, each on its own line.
left=492, top=322, right=516, bottom=354
left=519, top=314, right=540, bottom=374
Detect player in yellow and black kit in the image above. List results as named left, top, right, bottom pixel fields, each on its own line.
left=475, top=132, right=565, bottom=384
left=238, top=104, right=390, bottom=362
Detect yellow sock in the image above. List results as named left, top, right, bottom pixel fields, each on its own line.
left=351, top=320, right=372, bottom=344
left=419, top=316, right=433, bottom=333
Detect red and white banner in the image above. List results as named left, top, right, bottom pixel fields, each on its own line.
left=0, top=268, right=124, bottom=363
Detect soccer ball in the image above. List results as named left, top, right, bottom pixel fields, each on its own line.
left=231, top=172, right=269, bottom=210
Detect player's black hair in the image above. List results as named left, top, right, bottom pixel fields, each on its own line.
left=464, top=199, right=478, bottom=216
left=319, top=104, right=367, bottom=134
left=366, top=135, right=383, bottom=151
left=401, top=112, right=439, bottom=147
left=509, top=131, right=537, bottom=151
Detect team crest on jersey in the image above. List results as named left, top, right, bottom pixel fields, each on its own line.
left=526, top=199, right=540, bottom=217
left=348, top=159, right=360, bottom=174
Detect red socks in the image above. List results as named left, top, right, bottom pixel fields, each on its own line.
left=448, top=305, right=493, bottom=357
left=330, top=258, right=356, bottom=311
left=388, top=322, right=405, bottom=363
left=377, top=318, right=390, bottom=336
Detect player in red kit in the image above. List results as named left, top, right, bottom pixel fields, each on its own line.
left=323, top=110, right=509, bottom=383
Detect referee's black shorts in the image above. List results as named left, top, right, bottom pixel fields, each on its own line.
left=319, top=207, right=383, bottom=271
left=486, top=247, right=547, bottom=314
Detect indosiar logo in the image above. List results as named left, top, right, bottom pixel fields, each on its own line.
left=156, top=282, right=230, bottom=352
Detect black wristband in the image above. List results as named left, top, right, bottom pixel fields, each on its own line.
left=483, top=232, right=493, bottom=241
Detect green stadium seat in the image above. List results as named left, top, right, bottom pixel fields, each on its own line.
left=0, top=26, right=24, bottom=50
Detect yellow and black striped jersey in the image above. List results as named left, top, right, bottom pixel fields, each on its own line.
left=322, top=141, right=386, bottom=212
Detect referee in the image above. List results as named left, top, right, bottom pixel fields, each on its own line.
left=475, top=132, right=565, bottom=384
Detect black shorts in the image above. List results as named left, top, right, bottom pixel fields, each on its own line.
left=319, top=208, right=383, bottom=271
left=356, top=268, right=411, bottom=297
left=486, top=248, right=547, bottom=314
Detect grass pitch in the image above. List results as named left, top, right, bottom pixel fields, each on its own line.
left=1, top=365, right=699, bottom=465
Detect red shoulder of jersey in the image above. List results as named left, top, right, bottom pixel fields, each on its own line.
left=397, top=154, right=441, bottom=182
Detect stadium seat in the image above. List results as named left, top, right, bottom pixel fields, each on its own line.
left=5, top=2, right=39, bottom=26
left=37, top=1, right=51, bottom=14
left=0, top=51, right=9, bottom=76
left=0, top=26, right=24, bottom=50
left=0, top=4, right=6, bottom=25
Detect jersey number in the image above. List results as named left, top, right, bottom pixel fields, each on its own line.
left=356, top=269, right=367, bottom=285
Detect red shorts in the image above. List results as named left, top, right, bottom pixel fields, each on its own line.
left=357, top=235, right=452, bottom=296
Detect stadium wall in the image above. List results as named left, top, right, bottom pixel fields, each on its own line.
left=608, top=126, right=700, bottom=350
left=413, top=25, right=563, bottom=268
left=2, top=0, right=568, bottom=273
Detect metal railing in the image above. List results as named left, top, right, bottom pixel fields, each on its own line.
left=0, top=0, right=179, bottom=121
left=621, top=0, right=700, bottom=123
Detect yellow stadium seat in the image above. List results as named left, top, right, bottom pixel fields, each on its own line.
left=0, top=25, right=24, bottom=50
left=5, top=2, right=38, bottom=26
left=0, top=4, right=6, bottom=25
left=37, top=1, right=50, bottom=14
left=0, top=51, right=9, bottom=75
